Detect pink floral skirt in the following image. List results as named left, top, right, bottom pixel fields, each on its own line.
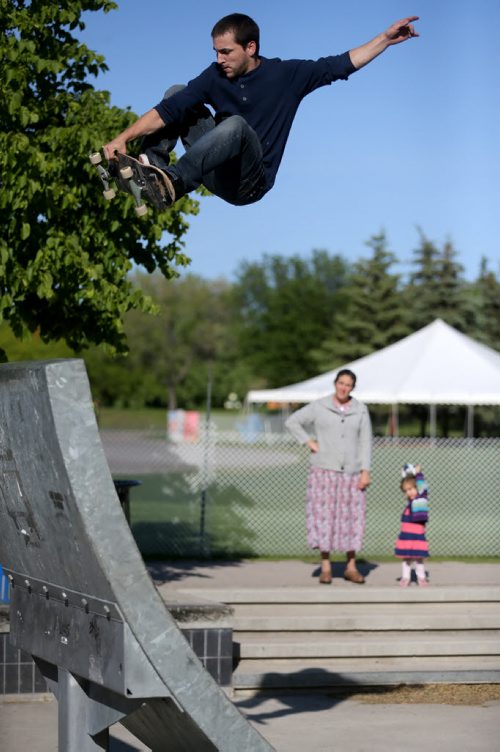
left=306, top=466, right=366, bottom=552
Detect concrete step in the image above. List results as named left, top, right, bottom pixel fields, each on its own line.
left=177, top=585, right=500, bottom=687
left=178, top=586, right=500, bottom=604
left=232, top=655, right=500, bottom=690
left=232, top=603, right=500, bottom=632
left=235, top=630, right=500, bottom=659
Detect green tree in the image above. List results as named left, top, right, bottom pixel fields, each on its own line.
left=85, top=273, right=243, bottom=409
left=407, top=231, right=470, bottom=332
left=0, top=322, right=73, bottom=361
left=468, top=257, right=500, bottom=351
left=232, top=250, right=351, bottom=387
left=312, top=232, right=409, bottom=369
left=0, top=0, right=200, bottom=357
left=127, top=275, right=235, bottom=409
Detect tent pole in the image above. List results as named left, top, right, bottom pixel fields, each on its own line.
left=391, top=403, right=399, bottom=438
left=467, top=405, right=474, bottom=438
left=429, top=404, right=437, bottom=439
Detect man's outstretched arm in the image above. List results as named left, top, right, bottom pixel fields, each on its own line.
left=349, top=16, right=419, bottom=70
left=103, top=108, right=165, bottom=159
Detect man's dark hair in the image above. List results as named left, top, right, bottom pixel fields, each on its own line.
left=211, top=13, right=260, bottom=55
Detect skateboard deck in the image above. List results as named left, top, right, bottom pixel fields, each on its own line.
left=89, top=150, right=175, bottom=216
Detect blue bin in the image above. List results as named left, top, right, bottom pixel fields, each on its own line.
left=0, top=565, right=10, bottom=603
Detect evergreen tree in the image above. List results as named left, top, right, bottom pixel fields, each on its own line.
left=407, top=232, right=470, bottom=332
left=312, top=231, right=409, bottom=369
left=469, top=257, right=500, bottom=351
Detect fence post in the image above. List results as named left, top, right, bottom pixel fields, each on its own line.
left=199, top=363, right=213, bottom=557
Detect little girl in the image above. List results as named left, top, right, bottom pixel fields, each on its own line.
left=394, top=463, right=429, bottom=586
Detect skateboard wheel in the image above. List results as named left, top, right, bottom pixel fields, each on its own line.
left=89, top=152, right=102, bottom=165
left=120, top=166, right=133, bottom=179
left=135, top=204, right=148, bottom=217
left=103, top=189, right=116, bottom=200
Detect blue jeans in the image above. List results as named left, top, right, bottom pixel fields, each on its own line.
left=142, top=86, right=267, bottom=206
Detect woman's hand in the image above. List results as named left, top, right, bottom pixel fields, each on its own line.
left=306, top=439, right=319, bottom=453
left=358, top=469, right=371, bottom=490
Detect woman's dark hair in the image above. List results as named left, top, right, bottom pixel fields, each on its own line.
left=211, top=13, right=260, bottom=55
left=334, top=369, right=357, bottom=388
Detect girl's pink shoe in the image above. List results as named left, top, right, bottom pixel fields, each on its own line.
left=417, top=578, right=428, bottom=587
left=399, top=578, right=410, bottom=588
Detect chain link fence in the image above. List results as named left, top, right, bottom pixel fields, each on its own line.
left=101, top=425, right=499, bottom=559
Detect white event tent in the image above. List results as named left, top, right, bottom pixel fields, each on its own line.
left=246, top=319, right=500, bottom=436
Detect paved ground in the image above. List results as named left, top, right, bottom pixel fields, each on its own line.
left=101, top=430, right=298, bottom=474
left=1, top=561, right=499, bottom=751
left=1, top=687, right=499, bottom=751
left=150, top=558, right=500, bottom=591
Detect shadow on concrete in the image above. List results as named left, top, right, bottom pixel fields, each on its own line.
left=234, top=669, right=408, bottom=725
left=147, top=559, right=247, bottom=585
left=311, top=559, right=379, bottom=582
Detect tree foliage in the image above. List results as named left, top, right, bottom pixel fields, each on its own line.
left=125, top=273, right=237, bottom=410
left=408, top=231, right=472, bottom=332
left=0, top=0, right=200, bottom=356
left=467, top=257, right=500, bottom=352
left=84, top=272, right=250, bottom=410
left=311, top=232, right=409, bottom=369
left=233, top=250, right=350, bottom=387
left=0, top=230, right=498, bottom=415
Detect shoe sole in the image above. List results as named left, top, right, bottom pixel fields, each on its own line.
left=112, top=153, right=175, bottom=210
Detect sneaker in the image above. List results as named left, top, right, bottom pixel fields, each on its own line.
left=141, top=161, right=185, bottom=204
left=399, top=578, right=410, bottom=588
left=417, top=578, right=428, bottom=587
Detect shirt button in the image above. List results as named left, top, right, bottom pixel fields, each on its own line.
left=240, top=84, right=245, bottom=88
left=242, top=96, right=247, bottom=101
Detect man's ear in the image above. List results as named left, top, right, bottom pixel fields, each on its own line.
left=246, top=40, right=257, bottom=57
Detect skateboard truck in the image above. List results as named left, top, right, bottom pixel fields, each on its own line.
left=89, top=151, right=148, bottom=217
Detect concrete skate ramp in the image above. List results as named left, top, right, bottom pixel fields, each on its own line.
left=0, top=359, right=273, bottom=751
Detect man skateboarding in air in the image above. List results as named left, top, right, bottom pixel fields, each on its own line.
left=103, top=13, right=419, bottom=209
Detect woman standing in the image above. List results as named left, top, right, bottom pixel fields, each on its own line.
left=285, top=369, right=372, bottom=584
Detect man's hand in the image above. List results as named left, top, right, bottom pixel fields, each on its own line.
left=102, top=108, right=166, bottom=161
left=103, top=137, right=128, bottom=161
left=384, top=16, right=420, bottom=46
left=349, top=15, right=419, bottom=69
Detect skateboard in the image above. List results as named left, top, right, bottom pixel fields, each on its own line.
left=89, top=150, right=175, bottom=216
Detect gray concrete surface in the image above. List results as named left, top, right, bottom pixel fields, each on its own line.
left=1, top=561, right=499, bottom=751
left=151, top=559, right=500, bottom=592
left=1, top=690, right=499, bottom=752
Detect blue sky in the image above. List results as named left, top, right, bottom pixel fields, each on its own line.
left=80, top=0, right=499, bottom=282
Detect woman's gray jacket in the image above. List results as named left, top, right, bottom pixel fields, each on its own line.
left=285, top=395, right=372, bottom=473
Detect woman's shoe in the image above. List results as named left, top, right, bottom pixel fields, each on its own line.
left=343, top=569, right=365, bottom=584
left=399, top=578, right=410, bottom=588
left=417, top=578, right=428, bottom=587
left=319, top=571, right=332, bottom=584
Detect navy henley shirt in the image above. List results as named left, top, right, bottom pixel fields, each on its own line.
left=154, top=51, right=357, bottom=192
